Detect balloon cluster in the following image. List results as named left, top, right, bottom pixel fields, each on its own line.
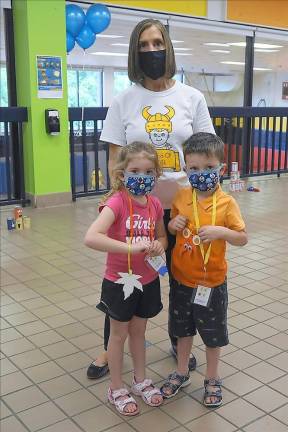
left=66, top=3, right=111, bottom=53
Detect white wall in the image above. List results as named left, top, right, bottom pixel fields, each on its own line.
left=185, top=72, right=244, bottom=106
left=253, top=71, right=288, bottom=107
left=202, top=82, right=244, bottom=106
left=102, top=66, right=288, bottom=108
left=207, top=0, right=226, bottom=21
left=185, top=70, right=288, bottom=107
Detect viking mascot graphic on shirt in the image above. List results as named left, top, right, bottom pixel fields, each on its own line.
left=142, top=105, right=180, bottom=172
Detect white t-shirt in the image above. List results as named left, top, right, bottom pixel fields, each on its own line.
left=100, top=80, right=215, bottom=208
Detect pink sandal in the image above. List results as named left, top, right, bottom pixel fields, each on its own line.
left=131, top=378, right=163, bottom=407
left=108, top=387, right=139, bottom=416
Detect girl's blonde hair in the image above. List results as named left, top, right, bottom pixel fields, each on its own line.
left=102, top=142, right=161, bottom=203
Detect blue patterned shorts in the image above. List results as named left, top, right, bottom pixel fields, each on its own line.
left=169, top=279, right=229, bottom=348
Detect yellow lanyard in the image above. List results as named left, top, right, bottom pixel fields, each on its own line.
left=127, top=195, right=154, bottom=274
left=192, top=188, right=217, bottom=270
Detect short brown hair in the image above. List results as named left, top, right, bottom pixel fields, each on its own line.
left=183, top=133, right=225, bottom=162
left=128, top=19, right=176, bottom=83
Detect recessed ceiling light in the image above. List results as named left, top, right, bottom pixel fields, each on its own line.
left=96, top=34, right=123, bottom=39
left=175, top=53, right=193, bottom=56
left=174, top=48, right=193, bottom=51
left=228, top=42, right=283, bottom=48
left=111, top=43, right=129, bottom=47
left=255, top=49, right=280, bottom=53
left=253, top=67, right=272, bottom=71
left=254, top=43, right=283, bottom=49
left=204, top=43, right=230, bottom=47
left=227, top=42, right=246, bottom=47
left=221, top=61, right=272, bottom=71
left=171, top=40, right=184, bottom=43
left=221, top=61, right=245, bottom=65
left=210, top=50, right=231, bottom=54
left=91, top=52, right=128, bottom=56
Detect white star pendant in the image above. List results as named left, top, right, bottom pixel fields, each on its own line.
left=115, top=272, right=143, bottom=300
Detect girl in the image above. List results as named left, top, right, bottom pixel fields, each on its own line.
left=84, top=142, right=167, bottom=416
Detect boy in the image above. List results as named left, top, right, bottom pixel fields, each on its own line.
left=160, top=132, right=247, bottom=407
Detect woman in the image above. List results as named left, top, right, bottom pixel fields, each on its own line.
left=87, top=18, right=215, bottom=379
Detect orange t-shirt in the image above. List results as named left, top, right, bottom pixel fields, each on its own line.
left=171, top=186, right=245, bottom=288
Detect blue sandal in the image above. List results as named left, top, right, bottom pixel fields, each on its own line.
left=203, top=378, right=223, bottom=407
left=160, top=371, right=190, bottom=399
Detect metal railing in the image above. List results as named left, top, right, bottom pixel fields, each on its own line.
left=0, top=107, right=28, bottom=206
left=209, top=107, right=288, bottom=178
left=68, top=107, right=109, bottom=201
left=69, top=106, right=288, bottom=199
left=2, top=107, right=285, bottom=204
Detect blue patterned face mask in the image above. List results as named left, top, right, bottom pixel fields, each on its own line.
left=124, top=172, right=156, bottom=196
left=187, top=165, right=222, bottom=192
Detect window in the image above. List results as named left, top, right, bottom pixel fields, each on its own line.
left=78, top=70, right=103, bottom=107
left=114, top=71, right=132, bottom=96
left=174, top=72, right=184, bottom=83
left=67, top=68, right=103, bottom=107
left=67, top=69, right=78, bottom=107
left=0, top=66, right=8, bottom=107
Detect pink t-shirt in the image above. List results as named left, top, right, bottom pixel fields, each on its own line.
left=102, top=190, right=164, bottom=285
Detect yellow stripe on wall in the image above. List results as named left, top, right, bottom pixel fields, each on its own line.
left=102, top=1, right=207, bottom=17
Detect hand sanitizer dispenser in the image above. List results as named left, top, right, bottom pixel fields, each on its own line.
left=45, top=109, right=60, bottom=135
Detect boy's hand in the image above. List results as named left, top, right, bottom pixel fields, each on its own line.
left=169, top=215, right=187, bottom=232
left=131, top=240, right=151, bottom=254
left=198, top=226, right=225, bottom=243
left=147, top=240, right=165, bottom=257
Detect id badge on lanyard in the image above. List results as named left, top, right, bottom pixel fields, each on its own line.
left=193, top=285, right=212, bottom=307
left=145, top=255, right=168, bottom=276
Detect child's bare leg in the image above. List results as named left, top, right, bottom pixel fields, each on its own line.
left=177, top=336, right=193, bottom=375
left=128, top=316, right=147, bottom=382
left=161, top=336, right=192, bottom=398
left=205, top=346, right=221, bottom=404
left=129, top=316, right=162, bottom=405
left=108, top=318, right=137, bottom=413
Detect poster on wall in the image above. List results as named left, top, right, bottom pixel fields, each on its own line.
left=36, top=55, right=63, bottom=99
left=282, top=81, right=288, bottom=100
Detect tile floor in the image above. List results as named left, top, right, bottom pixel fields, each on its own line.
left=1, top=176, right=288, bottom=432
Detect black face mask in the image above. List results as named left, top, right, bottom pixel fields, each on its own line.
left=139, top=49, right=166, bottom=80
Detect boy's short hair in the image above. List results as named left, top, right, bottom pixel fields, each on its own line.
left=183, top=132, right=225, bottom=163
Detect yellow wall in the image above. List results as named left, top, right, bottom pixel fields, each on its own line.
left=227, top=0, right=288, bottom=29
left=102, top=1, right=207, bottom=17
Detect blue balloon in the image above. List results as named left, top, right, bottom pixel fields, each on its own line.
left=66, top=4, right=85, bottom=37
left=66, top=32, right=75, bottom=53
left=86, top=4, right=111, bottom=34
left=76, top=24, right=96, bottom=50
